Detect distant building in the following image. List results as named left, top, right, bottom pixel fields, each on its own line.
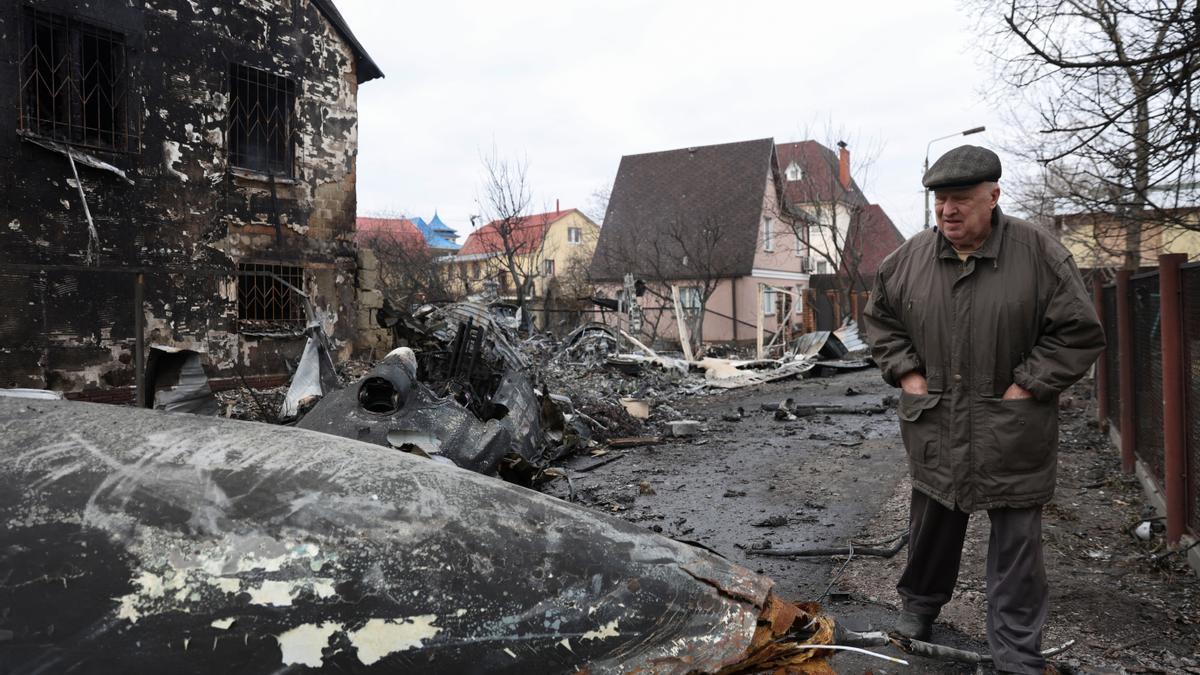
left=411, top=213, right=462, bottom=254
left=590, top=138, right=804, bottom=346
left=448, top=208, right=599, bottom=328
left=1056, top=207, right=1200, bottom=270
left=590, top=138, right=904, bottom=347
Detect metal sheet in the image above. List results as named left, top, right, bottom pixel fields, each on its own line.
left=0, top=398, right=788, bottom=673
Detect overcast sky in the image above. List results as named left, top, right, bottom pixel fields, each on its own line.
left=337, top=0, right=1017, bottom=238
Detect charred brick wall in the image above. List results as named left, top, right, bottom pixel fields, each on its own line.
left=0, top=0, right=366, bottom=393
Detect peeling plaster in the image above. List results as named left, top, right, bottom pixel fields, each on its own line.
left=348, top=617, right=441, bottom=666
left=278, top=622, right=343, bottom=667
left=162, top=141, right=188, bottom=182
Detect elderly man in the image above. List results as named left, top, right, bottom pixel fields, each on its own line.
left=863, top=145, right=1104, bottom=674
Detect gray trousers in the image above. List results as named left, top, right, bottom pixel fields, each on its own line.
left=897, top=489, right=1048, bottom=674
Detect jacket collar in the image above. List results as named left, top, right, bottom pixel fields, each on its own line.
left=935, top=205, right=1005, bottom=261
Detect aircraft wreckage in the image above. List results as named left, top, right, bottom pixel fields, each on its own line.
left=296, top=302, right=585, bottom=481
left=0, top=397, right=839, bottom=673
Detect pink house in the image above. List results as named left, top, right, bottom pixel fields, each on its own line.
left=591, top=137, right=906, bottom=348
left=590, top=138, right=809, bottom=347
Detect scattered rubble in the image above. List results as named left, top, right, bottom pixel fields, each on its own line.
left=214, top=309, right=878, bottom=491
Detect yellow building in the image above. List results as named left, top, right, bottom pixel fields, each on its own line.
left=1058, top=208, right=1200, bottom=269
left=445, top=208, right=600, bottom=328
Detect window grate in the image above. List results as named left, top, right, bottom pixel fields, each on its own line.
left=228, top=63, right=295, bottom=176
left=237, top=263, right=305, bottom=327
left=17, top=8, right=139, bottom=153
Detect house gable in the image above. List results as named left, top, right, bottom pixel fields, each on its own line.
left=590, top=138, right=776, bottom=282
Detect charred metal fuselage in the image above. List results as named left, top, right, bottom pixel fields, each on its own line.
left=300, top=302, right=547, bottom=476
left=0, top=399, right=786, bottom=673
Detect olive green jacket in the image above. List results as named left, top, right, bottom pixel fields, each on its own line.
left=863, top=207, right=1104, bottom=511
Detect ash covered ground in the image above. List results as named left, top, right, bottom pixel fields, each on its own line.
left=541, top=368, right=1200, bottom=674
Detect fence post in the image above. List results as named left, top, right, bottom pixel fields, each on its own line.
left=1159, top=253, right=1187, bottom=544
left=1116, top=270, right=1136, bottom=473
left=1093, top=275, right=1108, bottom=430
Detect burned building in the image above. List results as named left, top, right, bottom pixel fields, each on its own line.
left=0, top=0, right=383, bottom=400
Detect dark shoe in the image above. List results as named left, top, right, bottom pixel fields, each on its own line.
left=893, top=610, right=935, bottom=641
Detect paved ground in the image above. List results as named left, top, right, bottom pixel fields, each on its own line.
left=541, top=367, right=1200, bottom=674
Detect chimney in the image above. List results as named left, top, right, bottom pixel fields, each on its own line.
left=556, top=198, right=560, bottom=213
left=837, top=141, right=851, bottom=190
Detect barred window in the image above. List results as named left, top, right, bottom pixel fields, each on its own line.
left=237, top=263, right=305, bottom=328
left=17, top=8, right=138, bottom=153
left=228, top=64, right=295, bottom=176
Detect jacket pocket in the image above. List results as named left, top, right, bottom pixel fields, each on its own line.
left=898, top=391, right=942, bottom=469
left=979, top=397, right=1057, bottom=475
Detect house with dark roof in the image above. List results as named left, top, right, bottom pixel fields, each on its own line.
left=591, top=137, right=906, bottom=347
left=0, top=0, right=382, bottom=397
left=590, top=138, right=809, bottom=346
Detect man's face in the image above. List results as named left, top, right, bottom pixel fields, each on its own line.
left=934, top=182, right=1001, bottom=250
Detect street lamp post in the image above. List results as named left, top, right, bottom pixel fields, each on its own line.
left=923, top=126, right=986, bottom=229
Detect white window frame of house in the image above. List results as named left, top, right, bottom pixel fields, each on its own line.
left=785, top=161, right=802, bottom=182
left=794, top=286, right=805, bottom=314
left=543, top=259, right=555, bottom=276
left=816, top=260, right=830, bottom=274
left=679, top=286, right=702, bottom=316
left=761, top=286, right=777, bottom=316
left=567, top=227, right=582, bottom=244
left=762, top=217, right=774, bottom=252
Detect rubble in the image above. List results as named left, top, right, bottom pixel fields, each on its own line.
left=667, top=420, right=702, bottom=437
left=0, top=396, right=846, bottom=673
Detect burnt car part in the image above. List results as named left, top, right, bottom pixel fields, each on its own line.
left=0, top=398, right=838, bottom=673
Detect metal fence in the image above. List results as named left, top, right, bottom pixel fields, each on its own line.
left=1098, top=257, right=1199, bottom=540
left=1101, top=285, right=1120, bottom=425
left=1183, top=264, right=1200, bottom=536
left=1130, top=273, right=1164, bottom=483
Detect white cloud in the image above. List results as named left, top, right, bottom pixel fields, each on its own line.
left=338, top=0, right=1018, bottom=239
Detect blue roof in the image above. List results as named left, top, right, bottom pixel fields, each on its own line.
left=413, top=212, right=460, bottom=250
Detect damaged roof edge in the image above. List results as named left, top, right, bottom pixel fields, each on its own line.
left=312, top=0, right=384, bottom=83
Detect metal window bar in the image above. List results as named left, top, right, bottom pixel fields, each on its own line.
left=16, top=7, right=139, bottom=153
left=237, top=263, right=304, bottom=326
left=228, top=63, right=295, bottom=176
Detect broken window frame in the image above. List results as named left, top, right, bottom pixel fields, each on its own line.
left=762, top=286, right=777, bottom=316
left=679, top=285, right=702, bottom=319
left=236, top=262, right=306, bottom=330
left=227, top=63, right=297, bottom=177
left=17, top=7, right=140, bottom=154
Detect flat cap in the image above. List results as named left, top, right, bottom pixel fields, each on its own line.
left=922, top=144, right=1002, bottom=189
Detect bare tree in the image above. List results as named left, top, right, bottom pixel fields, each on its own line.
left=358, top=209, right=457, bottom=309
left=594, top=206, right=741, bottom=354
left=973, top=0, right=1200, bottom=270
left=773, top=129, right=883, bottom=316
left=584, top=182, right=611, bottom=225
left=476, top=147, right=548, bottom=323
